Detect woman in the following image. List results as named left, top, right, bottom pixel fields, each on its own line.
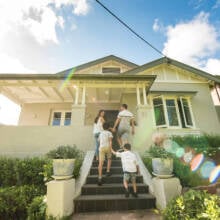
left=93, top=110, right=105, bottom=161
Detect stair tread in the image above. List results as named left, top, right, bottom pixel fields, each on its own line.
left=75, top=193, right=155, bottom=201
left=90, top=166, right=122, bottom=169
left=88, top=174, right=141, bottom=177
left=82, top=183, right=147, bottom=188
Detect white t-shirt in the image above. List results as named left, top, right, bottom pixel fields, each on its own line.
left=118, top=110, right=134, bottom=129
left=99, top=130, right=113, bottom=148
left=116, top=151, right=137, bottom=173
left=93, top=118, right=103, bottom=134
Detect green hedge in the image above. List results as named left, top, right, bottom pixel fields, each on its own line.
left=0, top=185, right=44, bottom=220
left=163, top=189, right=220, bottom=220
left=171, top=134, right=220, bottom=158
left=0, top=157, right=47, bottom=189
left=142, top=155, right=205, bottom=187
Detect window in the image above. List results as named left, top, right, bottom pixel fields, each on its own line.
left=153, top=97, right=166, bottom=127
left=51, top=111, right=72, bottom=126
left=152, top=96, right=194, bottom=128
left=102, top=67, right=120, bottom=74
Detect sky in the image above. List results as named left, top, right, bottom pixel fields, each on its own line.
left=0, top=0, right=220, bottom=124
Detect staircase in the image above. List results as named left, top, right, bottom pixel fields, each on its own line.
left=74, top=156, right=156, bottom=212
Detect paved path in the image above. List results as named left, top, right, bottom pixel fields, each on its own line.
left=73, top=210, right=162, bottom=220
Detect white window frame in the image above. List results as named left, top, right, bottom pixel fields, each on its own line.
left=151, top=95, right=194, bottom=129
left=164, top=96, right=182, bottom=129
left=152, top=95, right=167, bottom=128
left=51, top=110, right=72, bottom=126
left=179, top=97, right=195, bottom=128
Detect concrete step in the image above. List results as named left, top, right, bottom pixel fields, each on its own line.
left=90, top=167, right=123, bottom=175
left=81, top=183, right=149, bottom=195
left=74, top=194, right=156, bottom=212
left=92, top=160, right=122, bottom=167
left=86, top=174, right=143, bottom=184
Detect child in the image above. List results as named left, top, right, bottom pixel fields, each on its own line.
left=112, top=143, right=139, bottom=198
left=98, top=122, right=113, bottom=186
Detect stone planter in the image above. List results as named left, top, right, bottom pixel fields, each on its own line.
left=152, top=158, right=173, bottom=176
left=52, top=159, right=75, bottom=180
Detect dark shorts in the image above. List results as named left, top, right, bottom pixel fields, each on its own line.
left=123, top=172, right=136, bottom=183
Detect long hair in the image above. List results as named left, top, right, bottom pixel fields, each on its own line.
left=94, top=109, right=104, bottom=123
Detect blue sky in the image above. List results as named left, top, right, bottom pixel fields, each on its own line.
left=0, top=0, right=220, bottom=124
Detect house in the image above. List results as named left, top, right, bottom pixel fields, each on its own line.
left=0, top=55, right=220, bottom=157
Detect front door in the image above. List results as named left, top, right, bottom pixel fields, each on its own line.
left=104, top=110, right=119, bottom=149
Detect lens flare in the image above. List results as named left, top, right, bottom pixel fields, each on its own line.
left=175, top=147, right=185, bottom=158
left=190, top=153, right=204, bottom=172
left=59, top=68, right=76, bottom=91
left=209, top=165, right=220, bottom=183
left=200, top=161, right=216, bottom=179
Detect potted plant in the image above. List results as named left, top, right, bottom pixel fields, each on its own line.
left=147, top=145, right=174, bottom=177
left=46, top=145, right=79, bottom=180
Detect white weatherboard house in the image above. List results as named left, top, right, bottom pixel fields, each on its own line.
left=0, top=55, right=220, bottom=157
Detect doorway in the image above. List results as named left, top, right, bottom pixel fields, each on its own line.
left=104, top=110, right=119, bottom=149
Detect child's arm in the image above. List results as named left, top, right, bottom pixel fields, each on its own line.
left=111, top=148, right=116, bottom=155
left=136, top=165, right=140, bottom=175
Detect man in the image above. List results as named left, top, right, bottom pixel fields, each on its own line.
left=112, top=104, right=135, bottom=149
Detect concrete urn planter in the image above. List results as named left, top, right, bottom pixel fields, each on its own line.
left=52, top=159, right=75, bottom=180
left=152, top=158, right=173, bottom=176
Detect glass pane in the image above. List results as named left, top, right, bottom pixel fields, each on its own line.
left=182, top=99, right=193, bottom=126
left=64, top=112, right=71, bottom=126
left=153, top=98, right=163, bottom=105
left=166, top=99, right=175, bottom=107
left=52, top=112, right=61, bottom=126
left=166, top=100, right=179, bottom=126
left=154, top=106, right=166, bottom=126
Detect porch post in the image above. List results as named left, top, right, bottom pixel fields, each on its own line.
left=142, top=85, right=147, bottom=105
left=136, top=86, right=141, bottom=106
left=74, top=86, right=79, bottom=105
left=81, top=85, right=86, bottom=105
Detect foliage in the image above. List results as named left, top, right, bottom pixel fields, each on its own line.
left=142, top=154, right=205, bottom=187
left=42, top=145, right=84, bottom=181
left=0, top=185, right=44, bottom=220
left=171, top=134, right=220, bottom=158
left=27, top=196, right=46, bottom=220
left=172, top=157, right=205, bottom=187
left=46, top=145, right=83, bottom=159
left=163, top=189, right=220, bottom=220
left=146, top=145, right=173, bottom=159
left=0, top=157, right=47, bottom=191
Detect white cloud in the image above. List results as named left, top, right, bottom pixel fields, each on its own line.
left=153, top=18, right=164, bottom=32
left=0, top=54, right=35, bottom=73
left=204, top=58, right=220, bottom=75
left=162, top=12, right=220, bottom=73
left=0, top=0, right=90, bottom=45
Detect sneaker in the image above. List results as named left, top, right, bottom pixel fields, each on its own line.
left=125, top=189, right=129, bottom=198
left=97, top=178, right=102, bottom=186
left=117, top=148, right=124, bottom=152
left=106, top=171, right=111, bottom=177
left=132, top=192, right=138, bottom=198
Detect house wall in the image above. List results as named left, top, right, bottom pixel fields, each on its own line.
left=19, top=103, right=72, bottom=125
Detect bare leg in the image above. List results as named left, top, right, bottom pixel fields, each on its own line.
left=123, top=180, right=128, bottom=190
left=107, top=158, right=112, bottom=172
left=132, top=181, right=137, bottom=193
left=98, top=158, right=103, bottom=178
left=117, top=136, right=122, bottom=148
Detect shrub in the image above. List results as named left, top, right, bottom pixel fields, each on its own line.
left=27, top=196, right=46, bottom=220
left=171, top=135, right=220, bottom=158
left=46, top=145, right=83, bottom=159
left=142, top=153, right=205, bottom=187
left=44, top=145, right=84, bottom=180
left=0, top=185, right=44, bottom=220
left=163, top=189, right=220, bottom=220
left=0, top=157, right=47, bottom=191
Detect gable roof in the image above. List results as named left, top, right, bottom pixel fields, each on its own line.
left=123, top=57, right=220, bottom=83
left=56, top=55, right=138, bottom=76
